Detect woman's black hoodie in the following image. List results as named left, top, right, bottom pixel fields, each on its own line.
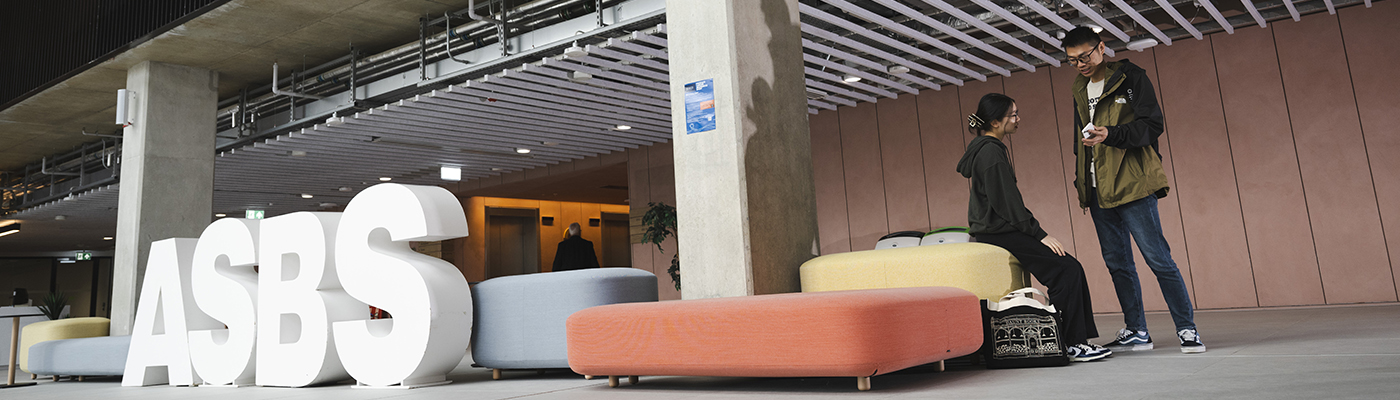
left=956, top=135, right=1047, bottom=240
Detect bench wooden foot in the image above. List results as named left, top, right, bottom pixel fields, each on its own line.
left=935, top=360, right=945, bottom=372
left=628, top=376, right=639, bottom=385
left=584, top=375, right=593, bottom=380
left=78, top=376, right=85, bottom=382
left=492, top=369, right=502, bottom=380
left=52, top=375, right=59, bottom=382
left=30, top=374, right=36, bottom=380
left=608, top=376, right=619, bottom=387
left=857, top=376, right=870, bottom=391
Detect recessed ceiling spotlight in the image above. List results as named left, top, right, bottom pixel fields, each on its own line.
left=290, top=150, right=307, bottom=157
left=515, top=148, right=531, bottom=154
left=615, top=124, right=632, bottom=130
left=215, top=213, right=227, bottom=218
left=54, top=215, right=67, bottom=221
left=842, top=74, right=862, bottom=83
left=887, top=65, right=910, bottom=74
left=1086, top=24, right=1104, bottom=33
left=338, top=186, right=351, bottom=192
left=441, top=166, right=462, bottom=181
left=541, top=141, right=559, bottom=146
left=301, top=194, right=314, bottom=199
left=103, top=236, right=114, bottom=240
left=379, top=177, right=392, bottom=181
left=569, top=71, right=593, bottom=81
left=491, top=167, right=504, bottom=171
left=318, top=202, right=338, bottom=208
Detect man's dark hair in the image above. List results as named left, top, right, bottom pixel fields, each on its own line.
left=1062, top=26, right=1103, bottom=50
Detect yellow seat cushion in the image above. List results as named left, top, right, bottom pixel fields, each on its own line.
left=18, top=317, right=109, bottom=373
left=801, top=242, right=1028, bottom=300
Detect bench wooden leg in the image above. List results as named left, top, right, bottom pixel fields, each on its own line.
left=492, top=369, right=502, bottom=380
left=935, top=360, right=945, bottom=372
left=30, top=374, right=36, bottom=380
left=537, top=369, right=546, bottom=375
left=52, top=375, right=59, bottom=382
left=857, top=376, right=870, bottom=391
left=78, top=376, right=85, bottom=382
left=628, top=376, right=639, bottom=385
left=584, top=375, right=593, bottom=380
left=608, top=376, right=619, bottom=388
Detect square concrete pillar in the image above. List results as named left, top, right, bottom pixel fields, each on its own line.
left=110, top=61, right=217, bottom=335
left=666, top=0, right=818, bottom=299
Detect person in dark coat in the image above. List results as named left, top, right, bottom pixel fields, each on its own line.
left=956, top=92, right=1110, bottom=363
left=552, top=223, right=600, bottom=272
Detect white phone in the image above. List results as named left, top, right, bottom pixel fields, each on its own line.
left=1081, top=123, right=1095, bottom=139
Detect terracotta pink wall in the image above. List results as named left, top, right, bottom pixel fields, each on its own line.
left=806, top=5, right=1400, bottom=311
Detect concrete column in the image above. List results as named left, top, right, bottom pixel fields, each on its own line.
left=110, top=61, right=217, bottom=335
left=666, top=0, right=818, bottom=299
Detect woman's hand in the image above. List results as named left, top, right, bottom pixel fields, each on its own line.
left=1041, top=235, right=1067, bottom=257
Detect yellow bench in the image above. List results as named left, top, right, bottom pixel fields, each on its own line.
left=800, top=242, right=1029, bottom=300
left=19, top=317, right=109, bottom=377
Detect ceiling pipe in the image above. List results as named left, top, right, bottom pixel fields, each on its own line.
left=272, top=63, right=325, bottom=100
left=444, top=13, right=472, bottom=65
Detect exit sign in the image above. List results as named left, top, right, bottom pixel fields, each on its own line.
left=245, top=210, right=265, bottom=219
left=76, top=251, right=92, bottom=261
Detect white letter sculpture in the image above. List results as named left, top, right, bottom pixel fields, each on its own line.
left=122, top=238, right=207, bottom=386
left=188, top=218, right=261, bottom=386
left=256, top=212, right=360, bottom=387
left=333, top=183, right=471, bottom=387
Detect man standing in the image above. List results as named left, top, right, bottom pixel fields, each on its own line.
left=1062, top=27, right=1204, bottom=353
left=552, top=223, right=600, bottom=272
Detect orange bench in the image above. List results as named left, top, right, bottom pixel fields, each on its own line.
left=565, top=286, right=982, bottom=391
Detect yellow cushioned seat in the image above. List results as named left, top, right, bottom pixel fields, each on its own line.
left=800, top=242, right=1029, bottom=300
left=18, top=317, right=110, bottom=373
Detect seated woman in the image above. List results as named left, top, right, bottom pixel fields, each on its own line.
left=956, top=93, right=1110, bottom=362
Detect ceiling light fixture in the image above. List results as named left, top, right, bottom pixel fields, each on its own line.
left=1086, top=24, right=1104, bottom=33
left=569, top=71, right=593, bottom=81
left=103, top=236, right=114, bottom=240
left=338, top=186, right=351, bottom=192
left=887, top=65, right=910, bottom=74
left=58, top=257, right=76, bottom=264
left=1125, top=38, right=1160, bottom=52
left=215, top=213, right=227, bottom=218
left=563, top=41, right=588, bottom=58
left=54, top=215, right=67, bottom=221
left=379, top=177, right=392, bottom=181
left=842, top=74, right=862, bottom=83
left=515, top=148, right=531, bottom=154
left=441, top=166, right=462, bottom=181
left=301, top=194, right=314, bottom=199
left=615, top=124, right=632, bottom=130
left=0, top=223, right=20, bottom=238
left=290, top=150, right=307, bottom=157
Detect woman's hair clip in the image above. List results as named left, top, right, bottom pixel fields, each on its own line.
left=967, top=114, right=986, bottom=129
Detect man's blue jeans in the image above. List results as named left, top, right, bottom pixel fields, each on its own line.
left=1089, top=192, right=1196, bottom=332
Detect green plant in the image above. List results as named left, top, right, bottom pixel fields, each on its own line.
left=38, top=291, right=68, bottom=320
left=641, top=202, right=680, bottom=291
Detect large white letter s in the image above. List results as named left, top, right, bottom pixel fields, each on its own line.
left=333, top=184, right=471, bottom=387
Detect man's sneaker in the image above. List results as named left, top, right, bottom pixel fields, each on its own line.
left=1178, top=329, right=1206, bottom=353
left=1067, top=343, right=1112, bottom=362
left=1106, top=328, right=1154, bottom=351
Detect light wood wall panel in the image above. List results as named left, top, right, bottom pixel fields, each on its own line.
left=917, top=87, right=971, bottom=230
left=809, top=110, right=852, bottom=254
left=1340, top=2, right=1400, bottom=298
left=1212, top=24, right=1323, bottom=307
left=1154, top=38, right=1256, bottom=309
left=839, top=102, right=889, bottom=251
left=1275, top=13, right=1396, bottom=304
left=876, top=94, right=930, bottom=233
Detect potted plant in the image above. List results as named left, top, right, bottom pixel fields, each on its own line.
left=641, top=202, right=680, bottom=291
left=38, top=291, right=68, bottom=320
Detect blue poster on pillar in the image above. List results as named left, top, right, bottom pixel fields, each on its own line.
left=684, top=79, right=716, bottom=134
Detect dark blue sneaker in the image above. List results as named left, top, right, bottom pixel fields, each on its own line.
left=1067, top=343, right=1112, bottom=362
left=1179, top=329, right=1206, bottom=353
left=1107, top=328, right=1154, bottom=351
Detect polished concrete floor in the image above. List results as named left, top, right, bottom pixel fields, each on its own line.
left=6, top=303, right=1400, bottom=399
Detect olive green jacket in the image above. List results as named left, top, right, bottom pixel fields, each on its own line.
left=1072, top=60, right=1170, bottom=209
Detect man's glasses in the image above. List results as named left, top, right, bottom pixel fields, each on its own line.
left=1065, top=45, right=1101, bottom=66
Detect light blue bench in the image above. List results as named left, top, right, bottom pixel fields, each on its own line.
left=472, top=268, right=657, bottom=379
left=27, top=335, right=131, bottom=380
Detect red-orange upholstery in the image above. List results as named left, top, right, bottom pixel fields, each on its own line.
left=566, top=286, right=982, bottom=379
